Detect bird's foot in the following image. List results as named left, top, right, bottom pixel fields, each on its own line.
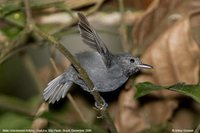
left=89, top=87, right=97, bottom=92
left=94, top=97, right=108, bottom=111
left=97, top=114, right=104, bottom=119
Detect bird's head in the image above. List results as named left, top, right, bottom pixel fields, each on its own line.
left=115, top=53, right=153, bottom=77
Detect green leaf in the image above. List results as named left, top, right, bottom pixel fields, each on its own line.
left=134, top=82, right=166, bottom=99
left=5, top=12, right=26, bottom=27
left=169, top=83, right=200, bottom=103
left=135, top=82, right=200, bottom=103
left=1, top=27, right=22, bottom=39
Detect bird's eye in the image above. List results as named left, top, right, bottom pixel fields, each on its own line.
left=130, top=59, right=135, bottom=63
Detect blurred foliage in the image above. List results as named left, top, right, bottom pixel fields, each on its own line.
left=41, top=112, right=105, bottom=133
left=0, top=112, right=32, bottom=129
left=0, top=0, right=200, bottom=132
left=141, top=123, right=171, bottom=133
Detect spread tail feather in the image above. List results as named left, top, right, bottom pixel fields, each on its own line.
left=43, top=74, right=73, bottom=104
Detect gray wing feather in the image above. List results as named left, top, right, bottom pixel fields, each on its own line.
left=43, top=67, right=76, bottom=104
left=78, top=12, right=113, bottom=67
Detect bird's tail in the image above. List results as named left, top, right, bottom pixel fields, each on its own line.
left=43, top=69, right=75, bottom=104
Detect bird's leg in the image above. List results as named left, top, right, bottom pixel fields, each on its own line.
left=94, top=96, right=108, bottom=111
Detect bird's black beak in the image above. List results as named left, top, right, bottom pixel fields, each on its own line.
left=137, top=63, right=153, bottom=69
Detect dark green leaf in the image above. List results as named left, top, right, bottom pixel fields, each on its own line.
left=135, top=82, right=200, bottom=103
left=134, top=82, right=166, bottom=99
left=169, top=83, right=200, bottom=103
left=1, top=27, right=22, bottom=39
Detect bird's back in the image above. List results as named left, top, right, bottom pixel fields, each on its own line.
left=75, top=51, right=128, bottom=92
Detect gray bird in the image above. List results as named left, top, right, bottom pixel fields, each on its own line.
left=43, top=13, right=152, bottom=104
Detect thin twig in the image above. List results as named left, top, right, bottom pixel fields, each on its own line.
left=118, top=0, right=130, bottom=52
left=51, top=0, right=105, bottom=35
left=31, top=103, right=49, bottom=132
left=0, top=0, right=34, bottom=64
left=21, top=52, right=43, bottom=93
left=22, top=0, right=43, bottom=93
left=0, top=44, right=34, bottom=64
left=1, top=0, right=66, bottom=17
left=0, top=0, right=33, bottom=63
left=0, top=29, right=28, bottom=64
left=23, top=1, right=49, bottom=132
left=49, top=58, right=60, bottom=74
left=67, top=94, right=87, bottom=123
left=24, top=0, right=32, bottom=26
left=84, top=0, right=105, bottom=15
left=0, top=17, right=24, bottom=28
left=194, top=123, right=200, bottom=133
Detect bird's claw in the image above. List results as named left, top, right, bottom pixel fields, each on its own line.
left=94, top=99, right=108, bottom=111
left=89, top=87, right=97, bottom=92
left=97, top=115, right=104, bottom=119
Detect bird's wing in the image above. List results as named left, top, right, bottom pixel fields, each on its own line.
left=78, top=12, right=113, bottom=68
